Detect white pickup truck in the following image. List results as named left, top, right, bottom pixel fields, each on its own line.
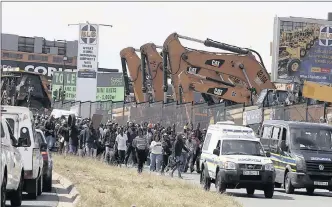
left=1, top=117, right=24, bottom=207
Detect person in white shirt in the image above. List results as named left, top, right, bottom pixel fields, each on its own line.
left=149, top=134, right=163, bottom=172
left=115, top=127, right=128, bottom=165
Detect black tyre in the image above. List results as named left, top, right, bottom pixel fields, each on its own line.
left=246, top=187, right=255, bottom=196
left=216, top=171, right=226, bottom=194
left=43, top=174, right=53, bottom=192
left=310, top=40, right=314, bottom=46
left=264, top=184, right=274, bottom=198
left=27, top=178, right=38, bottom=199
left=200, top=170, right=211, bottom=191
left=10, top=175, right=23, bottom=206
left=306, top=187, right=315, bottom=195
left=287, top=59, right=301, bottom=76
left=37, top=174, right=43, bottom=196
left=1, top=175, right=7, bottom=207
left=284, top=172, right=295, bottom=194
left=300, top=48, right=306, bottom=57
left=306, top=44, right=311, bottom=50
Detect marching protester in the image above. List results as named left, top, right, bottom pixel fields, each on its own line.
left=116, top=127, right=128, bottom=165
left=132, top=127, right=149, bottom=174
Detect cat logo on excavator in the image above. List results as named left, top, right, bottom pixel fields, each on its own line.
left=205, top=59, right=225, bottom=68
left=187, top=66, right=201, bottom=74
left=214, top=88, right=224, bottom=96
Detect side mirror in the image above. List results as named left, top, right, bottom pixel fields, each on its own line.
left=213, top=148, right=220, bottom=156
left=40, top=143, right=48, bottom=151
left=265, top=151, right=271, bottom=157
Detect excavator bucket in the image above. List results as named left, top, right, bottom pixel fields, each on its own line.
left=140, top=43, right=164, bottom=102
left=120, top=47, right=145, bottom=103
left=163, top=32, right=275, bottom=104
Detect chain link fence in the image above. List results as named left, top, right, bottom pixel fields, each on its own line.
left=53, top=100, right=332, bottom=128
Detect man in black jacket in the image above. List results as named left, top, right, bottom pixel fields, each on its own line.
left=44, top=115, right=55, bottom=150
left=170, top=134, right=189, bottom=179
left=125, top=123, right=137, bottom=166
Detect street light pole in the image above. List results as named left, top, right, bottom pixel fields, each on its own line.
left=62, top=56, right=67, bottom=106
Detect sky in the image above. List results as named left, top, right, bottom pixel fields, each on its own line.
left=2, top=2, right=332, bottom=73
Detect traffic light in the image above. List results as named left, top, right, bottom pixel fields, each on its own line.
left=52, top=89, right=58, bottom=100
left=61, top=90, right=66, bottom=101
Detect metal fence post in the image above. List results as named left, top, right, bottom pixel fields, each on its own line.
left=305, top=99, right=309, bottom=122
left=89, top=101, right=92, bottom=119
left=323, top=102, right=327, bottom=122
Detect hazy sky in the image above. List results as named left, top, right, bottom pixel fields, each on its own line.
left=2, top=2, right=332, bottom=73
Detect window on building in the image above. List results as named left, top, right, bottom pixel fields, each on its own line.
left=2, top=52, right=23, bottom=60
left=52, top=56, right=63, bottom=63
left=42, top=47, right=50, bottom=54
left=28, top=54, right=48, bottom=62
left=58, top=48, right=66, bottom=56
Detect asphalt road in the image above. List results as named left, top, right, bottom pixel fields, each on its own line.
left=5, top=183, right=59, bottom=207
left=177, top=172, right=332, bottom=207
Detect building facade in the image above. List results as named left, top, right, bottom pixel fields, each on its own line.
left=1, top=33, right=118, bottom=80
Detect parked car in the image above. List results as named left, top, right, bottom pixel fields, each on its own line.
left=2, top=106, right=44, bottom=199
left=1, top=117, right=24, bottom=207
left=35, top=129, right=53, bottom=192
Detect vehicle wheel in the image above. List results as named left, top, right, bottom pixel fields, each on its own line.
left=10, top=174, right=23, bottom=206
left=300, top=48, right=306, bottom=57
left=43, top=174, right=52, bottom=192
left=1, top=175, right=7, bottom=207
left=200, top=170, right=211, bottom=191
left=37, top=174, right=43, bottom=196
left=306, top=44, right=311, bottom=49
left=27, top=178, right=38, bottom=199
left=287, top=59, right=301, bottom=75
left=310, top=40, right=314, bottom=46
left=306, top=187, right=315, bottom=195
left=284, top=172, right=295, bottom=194
left=216, top=171, right=226, bottom=194
left=246, top=187, right=255, bottom=196
left=264, top=184, right=274, bottom=198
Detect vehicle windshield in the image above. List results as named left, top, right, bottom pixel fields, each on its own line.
left=221, top=140, right=265, bottom=156
left=290, top=127, right=332, bottom=151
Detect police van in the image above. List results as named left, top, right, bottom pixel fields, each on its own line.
left=200, top=122, right=276, bottom=198
left=1, top=106, right=44, bottom=199
left=260, top=120, right=332, bottom=195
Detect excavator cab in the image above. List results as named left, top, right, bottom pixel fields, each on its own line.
left=255, top=89, right=291, bottom=107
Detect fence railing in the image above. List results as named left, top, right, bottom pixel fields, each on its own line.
left=53, top=100, right=332, bottom=132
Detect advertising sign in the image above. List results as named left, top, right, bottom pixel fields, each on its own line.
left=272, top=16, right=332, bottom=84
left=77, top=23, right=99, bottom=78
left=52, top=72, right=124, bottom=101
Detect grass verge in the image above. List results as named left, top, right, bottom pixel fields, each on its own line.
left=53, top=155, right=241, bottom=207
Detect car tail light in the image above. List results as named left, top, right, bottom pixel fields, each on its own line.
left=41, top=151, right=48, bottom=160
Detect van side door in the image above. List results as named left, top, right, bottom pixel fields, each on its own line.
left=1, top=121, right=15, bottom=189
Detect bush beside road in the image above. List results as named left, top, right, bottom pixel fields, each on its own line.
left=53, top=155, right=241, bottom=207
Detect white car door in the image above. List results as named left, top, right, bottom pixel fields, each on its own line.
left=0, top=122, right=15, bottom=189
left=6, top=121, right=22, bottom=185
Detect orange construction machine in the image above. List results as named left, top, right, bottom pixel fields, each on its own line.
left=140, top=43, right=164, bottom=102
left=120, top=47, right=145, bottom=103
left=162, top=33, right=275, bottom=105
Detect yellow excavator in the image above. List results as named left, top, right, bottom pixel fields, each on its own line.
left=162, top=32, right=275, bottom=105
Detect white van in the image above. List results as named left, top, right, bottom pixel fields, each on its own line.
left=200, top=122, right=276, bottom=198
left=1, top=106, right=44, bottom=199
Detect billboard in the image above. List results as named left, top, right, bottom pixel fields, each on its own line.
left=52, top=72, right=124, bottom=102
left=272, top=16, right=332, bottom=84
left=77, top=23, right=99, bottom=78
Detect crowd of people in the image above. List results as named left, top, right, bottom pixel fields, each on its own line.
left=34, top=114, right=207, bottom=178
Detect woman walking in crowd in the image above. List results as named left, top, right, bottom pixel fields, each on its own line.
left=132, top=128, right=149, bottom=174
left=149, top=133, right=163, bottom=174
